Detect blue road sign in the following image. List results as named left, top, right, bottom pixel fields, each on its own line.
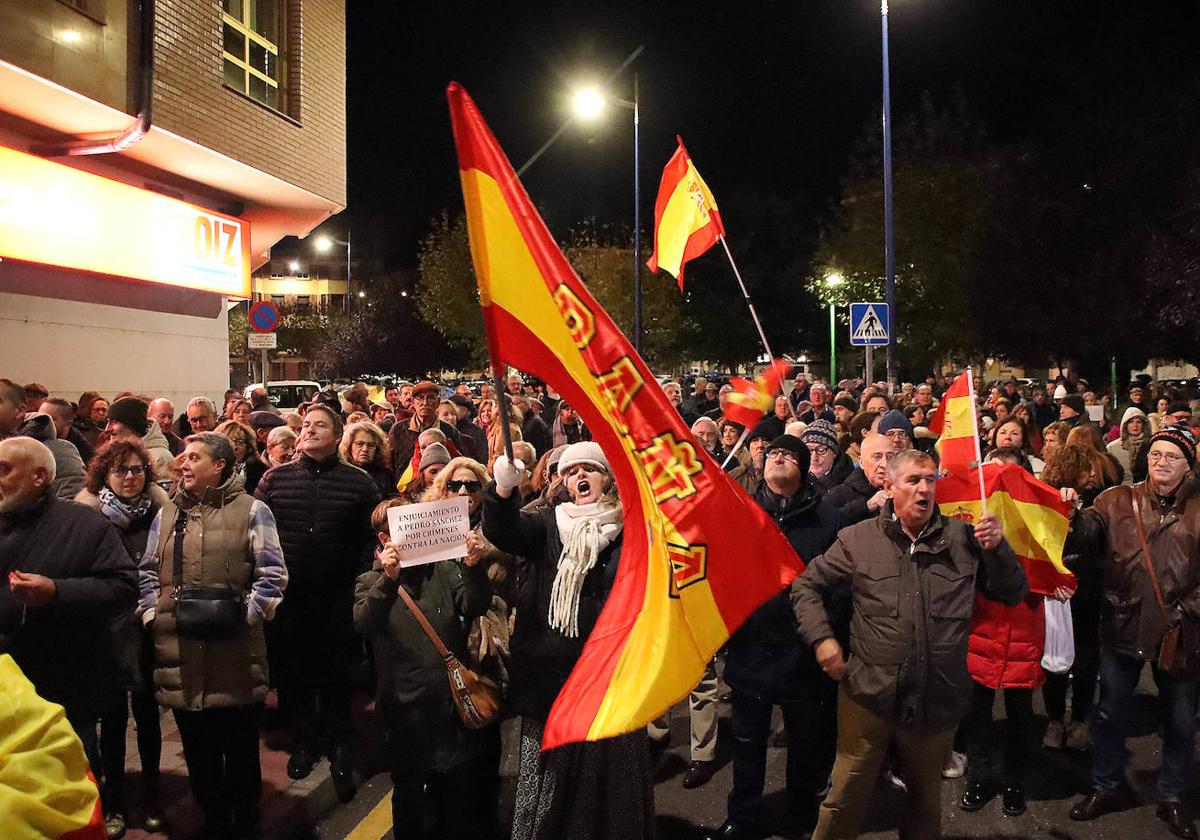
left=849, top=302, right=889, bottom=346
left=250, top=300, right=280, bottom=333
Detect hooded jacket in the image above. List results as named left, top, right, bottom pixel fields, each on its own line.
left=16, top=414, right=85, bottom=502
left=140, top=422, right=174, bottom=480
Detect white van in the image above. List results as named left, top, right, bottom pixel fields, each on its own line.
left=243, top=381, right=321, bottom=414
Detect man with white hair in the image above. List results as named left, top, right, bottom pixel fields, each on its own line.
left=0, top=436, right=138, bottom=777
left=148, top=398, right=184, bottom=455
left=185, top=396, right=218, bottom=434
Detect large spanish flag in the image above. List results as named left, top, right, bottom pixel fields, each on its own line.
left=930, top=371, right=1073, bottom=594
left=0, top=655, right=105, bottom=840
left=448, top=84, right=804, bottom=750
left=646, top=136, right=725, bottom=288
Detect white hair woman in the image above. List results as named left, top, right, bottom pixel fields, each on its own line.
left=484, top=441, right=650, bottom=840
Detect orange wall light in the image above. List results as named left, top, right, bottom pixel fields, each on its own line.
left=0, top=144, right=251, bottom=298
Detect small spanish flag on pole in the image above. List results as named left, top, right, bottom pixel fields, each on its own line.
left=646, top=136, right=724, bottom=288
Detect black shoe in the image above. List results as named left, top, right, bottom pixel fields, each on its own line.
left=960, top=780, right=993, bottom=812
left=1071, top=789, right=1127, bottom=821
left=141, top=777, right=166, bottom=833
left=1158, top=802, right=1199, bottom=840
left=286, top=741, right=318, bottom=780
left=329, top=744, right=357, bottom=803
left=1002, top=785, right=1027, bottom=817
left=705, top=820, right=761, bottom=840
left=682, top=759, right=719, bottom=789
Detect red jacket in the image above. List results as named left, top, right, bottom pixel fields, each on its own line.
left=967, top=592, right=1046, bottom=689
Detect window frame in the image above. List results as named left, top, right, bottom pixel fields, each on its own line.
left=221, top=0, right=286, bottom=112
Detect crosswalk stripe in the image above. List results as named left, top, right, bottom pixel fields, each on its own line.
left=344, top=787, right=392, bottom=840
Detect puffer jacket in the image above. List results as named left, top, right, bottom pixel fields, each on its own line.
left=966, top=593, right=1046, bottom=689
left=253, top=452, right=381, bottom=589
left=1082, top=480, right=1200, bottom=662
left=793, top=507, right=1028, bottom=732
left=140, top=423, right=174, bottom=480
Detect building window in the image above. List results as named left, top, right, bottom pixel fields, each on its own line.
left=296, top=295, right=312, bottom=314
left=222, top=0, right=284, bottom=111
left=270, top=294, right=284, bottom=307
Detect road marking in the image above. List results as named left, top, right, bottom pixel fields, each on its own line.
left=344, top=787, right=392, bottom=840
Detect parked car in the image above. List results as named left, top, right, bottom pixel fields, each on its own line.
left=243, top=380, right=320, bottom=414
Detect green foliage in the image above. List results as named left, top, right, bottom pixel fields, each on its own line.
left=415, top=212, right=488, bottom=366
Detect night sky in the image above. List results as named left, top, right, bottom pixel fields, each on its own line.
left=325, top=1, right=1198, bottom=274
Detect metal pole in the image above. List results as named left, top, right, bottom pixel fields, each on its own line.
left=881, top=0, right=897, bottom=393
left=865, top=346, right=874, bottom=386
left=345, top=234, right=352, bottom=315
left=261, top=348, right=269, bottom=390
left=1111, top=355, right=1118, bottom=413
left=632, top=74, right=642, bottom=355
left=829, top=303, right=837, bottom=384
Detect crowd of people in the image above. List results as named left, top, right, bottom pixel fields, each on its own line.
left=1, top=368, right=1199, bottom=840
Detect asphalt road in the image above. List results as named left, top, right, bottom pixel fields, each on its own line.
left=318, top=665, right=1196, bottom=840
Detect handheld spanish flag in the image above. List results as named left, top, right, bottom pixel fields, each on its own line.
left=723, top=360, right=791, bottom=429
left=646, top=136, right=725, bottom=288
left=0, top=655, right=105, bottom=840
left=931, top=371, right=1073, bottom=594
left=448, top=83, right=804, bottom=750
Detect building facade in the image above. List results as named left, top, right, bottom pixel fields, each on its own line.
left=0, top=0, right=345, bottom=408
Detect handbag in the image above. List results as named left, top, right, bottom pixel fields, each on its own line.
left=1132, top=495, right=1200, bottom=675
left=395, top=579, right=501, bottom=730
left=170, top=508, right=245, bottom=640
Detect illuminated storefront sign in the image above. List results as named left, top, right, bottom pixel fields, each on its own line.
left=0, top=144, right=251, bottom=298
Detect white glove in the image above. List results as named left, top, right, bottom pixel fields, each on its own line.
left=493, top=455, right=526, bottom=495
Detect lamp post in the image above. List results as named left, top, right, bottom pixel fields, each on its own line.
left=881, top=0, right=897, bottom=392
left=571, top=80, right=643, bottom=354
left=315, top=233, right=351, bottom=314
left=824, top=272, right=844, bottom=383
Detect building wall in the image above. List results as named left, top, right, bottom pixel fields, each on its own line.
left=154, top=0, right=347, bottom=205
left=0, top=0, right=132, bottom=112
left=0, top=287, right=230, bottom=410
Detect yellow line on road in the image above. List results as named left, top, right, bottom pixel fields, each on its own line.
left=344, top=787, right=392, bottom=840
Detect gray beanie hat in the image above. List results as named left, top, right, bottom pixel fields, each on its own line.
left=801, top=419, right=841, bottom=453
left=418, top=442, right=451, bottom=471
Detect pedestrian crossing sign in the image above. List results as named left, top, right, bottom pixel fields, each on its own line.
left=849, top=302, right=890, bottom=346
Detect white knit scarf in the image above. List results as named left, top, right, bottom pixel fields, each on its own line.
left=548, top=499, right=623, bottom=637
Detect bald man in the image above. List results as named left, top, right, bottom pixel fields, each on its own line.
left=148, top=398, right=184, bottom=455
left=823, top=433, right=896, bottom=525
left=0, top=436, right=138, bottom=775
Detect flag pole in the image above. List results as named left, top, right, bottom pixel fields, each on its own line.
left=966, top=367, right=987, bottom=516
left=717, top=236, right=797, bottom=420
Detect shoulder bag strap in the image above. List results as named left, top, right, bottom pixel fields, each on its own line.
left=395, top=579, right=452, bottom=659
left=171, top=507, right=188, bottom=593
left=1133, top=493, right=1169, bottom=619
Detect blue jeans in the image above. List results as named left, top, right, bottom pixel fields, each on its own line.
left=1092, top=651, right=1197, bottom=801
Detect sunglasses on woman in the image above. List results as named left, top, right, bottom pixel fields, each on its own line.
left=446, top=479, right=483, bottom=493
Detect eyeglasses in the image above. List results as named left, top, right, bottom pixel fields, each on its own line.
left=446, top=479, right=483, bottom=493
left=351, top=441, right=377, bottom=450
left=766, top=449, right=799, bottom=464
left=1149, top=450, right=1185, bottom=464
left=884, top=430, right=910, bottom=441
left=109, top=465, right=145, bottom=478
left=806, top=443, right=831, bottom=457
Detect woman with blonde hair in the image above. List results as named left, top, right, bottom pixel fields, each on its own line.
left=340, top=420, right=395, bottom=499
left=214, top=419, right=266, bottom=493
left=477, top=398, right=523, bottom=473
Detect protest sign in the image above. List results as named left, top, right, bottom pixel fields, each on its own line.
left=387, top=496, right=471, bottom=567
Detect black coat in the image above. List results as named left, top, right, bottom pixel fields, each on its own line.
left=482, top=485, right=622, bottom=720
left=522, top=415, right=553, bottom=462
left=456, top=418, right=489, bottom=464
left=0, top=491, right=138, bottom=718
left=824, top=468, right=880, bottom=525
left=810, top=452, right=855, bottom=498
left=723, top=481, right=844, bottom=703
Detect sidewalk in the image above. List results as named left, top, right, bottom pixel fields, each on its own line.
left=120, top=689, right=375, bottom=840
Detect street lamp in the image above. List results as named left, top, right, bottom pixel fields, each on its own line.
left=287, top=260, right=301, bottom=274
left=881, top=0, right=897, bottom=392
left=572, top=80, right=643, bottom=354
left=315, top=232, right=351, bottom=314
left=824, top=272, right=844, bottom=382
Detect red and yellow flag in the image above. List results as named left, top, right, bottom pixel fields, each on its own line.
left=0, top=656, right=105, bottom=840
left=448, top=84, right=803, bottom=750
left=723, top=360, right=790, bottom=429
left=646, top=136, right=725, bottom=288
left=930, top=371, right=1073, bottom=594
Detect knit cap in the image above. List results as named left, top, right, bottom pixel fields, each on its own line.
left=418, top=443, right=451, bottom=471
left=107, top=397, right=150, bottom=436
left=557, top=441, right=609, bottom=474
left=1150, top=424, right=1196, bottom=467
left=801, top=419, right=841, bottom=453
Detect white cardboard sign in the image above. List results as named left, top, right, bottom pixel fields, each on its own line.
left=387, top=497, right=471, bottom=567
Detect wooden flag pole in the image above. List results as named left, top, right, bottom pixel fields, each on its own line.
left=717, top=236, right=797, bottom=420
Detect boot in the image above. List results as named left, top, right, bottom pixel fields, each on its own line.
left=329, top=743, right=357, bottom=803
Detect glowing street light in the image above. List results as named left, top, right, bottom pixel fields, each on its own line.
left=571, top=87, right=605, bottom=121
left=288, top=260, right=301, bottom=273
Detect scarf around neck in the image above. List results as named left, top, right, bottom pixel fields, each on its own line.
left=98, top=487, right=152, bottom=529
left=548, top=499, right=623, bottom=637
